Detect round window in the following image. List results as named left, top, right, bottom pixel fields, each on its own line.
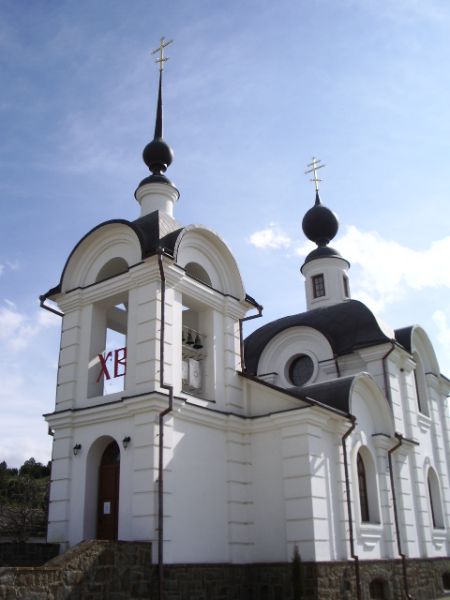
left=288, top=355, right=314, bottom=386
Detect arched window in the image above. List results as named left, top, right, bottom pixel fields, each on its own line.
left=357, top=452, right=370, bottom=522
left=356, top=448, right=380, bottom=524
left=428, top=468, right=444, bottom=529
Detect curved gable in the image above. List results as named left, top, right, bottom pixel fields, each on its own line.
left=244, top=300, right=391, bottom=376
left=174, top=226, right=246, bottom=299
left=61, top=222, right=142, bottom=292
left=44, top=211, right=184, bottom=298
left=396, top=325, right=440, bottom=374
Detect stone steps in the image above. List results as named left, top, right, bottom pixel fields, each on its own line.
left=0, top=539, right=154, bottom=599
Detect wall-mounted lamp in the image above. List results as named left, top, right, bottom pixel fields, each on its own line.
left=122, top=436, right=131, bottom=449
left=73, top=444, right=82, bottom=456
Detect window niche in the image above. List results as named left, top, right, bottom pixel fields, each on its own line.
left=356, top=448, right=380, bottom=524
left=428, top=468, right=445, bottom=529
left=181, top=297, right=209, bottom=399
left=88, top=292, right=128, bottom=398
left=369, top=578, right=388, bottom=599
left=96, top=257, right=128, bottom=283
left=185, top=262, right=212, bottom=287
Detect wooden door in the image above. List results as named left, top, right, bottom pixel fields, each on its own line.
left=97, top=441, right=120, bottom=540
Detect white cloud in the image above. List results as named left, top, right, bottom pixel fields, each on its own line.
left=0, top=302, right=59, bottom=352
left=248, top=224, right=292, bottom=250
left=0, top=301, right=59, bottom=467
left=249, top=223, right=450, bottom=315
left=0, top=259, right=20, bottom=277
left=331, top=226, right=450, bottom=311
left=433, top=309, right=450, bottom=368
left=5, top=260, right=19, bottom=271
left=344, top=0, right=449, bottom=25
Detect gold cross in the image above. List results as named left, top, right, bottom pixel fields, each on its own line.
left=305, top=157, right=326, bottom=193
left=151, top=36, right=174, bottom=71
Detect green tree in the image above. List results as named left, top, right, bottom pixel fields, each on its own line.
left=0, top=458, right=49, bottom=542
left=19, top=457, right=50, bottom=479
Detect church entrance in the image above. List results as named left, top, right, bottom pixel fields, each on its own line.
left=96, top=440, right=120, bottom=540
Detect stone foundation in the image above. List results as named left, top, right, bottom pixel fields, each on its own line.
left=1, top=545, right=450, bottom=599
left=162, top=557, right=450, bottom=600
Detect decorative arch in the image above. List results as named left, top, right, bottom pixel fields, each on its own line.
left=410, top=326, right=440, bottom=375
left=83, top=435, right=121, bottom=540
left=61, top=223, right=142, bottom=292
left=174, top=226, right=245, bottom=299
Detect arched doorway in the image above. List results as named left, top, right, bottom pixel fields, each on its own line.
left=97, top=440, right=120, bottom=540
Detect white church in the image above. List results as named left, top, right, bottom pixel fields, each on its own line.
left=41, top=43, right=450, bottom=599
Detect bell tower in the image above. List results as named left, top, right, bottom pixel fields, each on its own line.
left=42, top=40, right=252, bottom=553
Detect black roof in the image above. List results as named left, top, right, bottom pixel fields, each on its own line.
left=244, top=299, right=392, bottom=375
left=394, top=326, right=414, bottom=354
left=44, top=210, right=184, bottom=297
left=288, top=375, right=356, bottom=414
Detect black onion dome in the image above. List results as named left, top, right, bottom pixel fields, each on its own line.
left=302, top=191, right=339, bottom=246
left=143, top=138, right=173, bottom=174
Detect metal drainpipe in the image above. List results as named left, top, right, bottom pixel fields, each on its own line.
left=382, top=341, right=396, bottom=405
left=334, top=353, right=341, bottom=378
left=39, top=294, right=64, bottom=318
left=156, top=251, right=174, bottom=600
left=388, top=433, right=414, bottom=600
left=238, top=298, right=263, bottom=373
left=342, top=416, right=362, bottom=600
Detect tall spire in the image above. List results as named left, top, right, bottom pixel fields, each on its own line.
left=154, top=68, right=163, bottom=140
left=141, top=37, right=175, bottom=181
left=135, top=37, right=179, bottom=218
left=300, top=157, right=350, bottom=310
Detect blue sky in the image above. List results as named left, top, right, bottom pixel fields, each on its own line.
left=1, top=0, right=450, bottom=467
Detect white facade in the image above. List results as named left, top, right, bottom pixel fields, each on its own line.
left=43, top=195, right=450, bottom=569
